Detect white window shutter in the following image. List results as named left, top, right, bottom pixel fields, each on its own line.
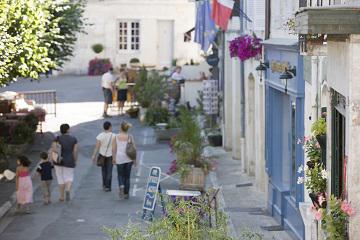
left=253, top=0, right=265, bottom=31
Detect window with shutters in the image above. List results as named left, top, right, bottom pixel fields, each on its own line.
left=118, top=20, right=140, bottom=51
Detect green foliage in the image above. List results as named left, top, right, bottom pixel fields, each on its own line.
left=47, top=0, right=87, bottom=69
left=145, top=107, right=169, bottom=126
left=23, top=113, right=39, bottom=132
left=0, top=0, right=54, bottom=85
left=134, top=68, right=167, bottom=108
left=11, top=122, right=34, bottom=145
left=129, top=58, right=140, bottom=64
left=0, top=0, right=86, bottom=86
left=172, top=59, right=177, bottom=67
left=303, top=162, right=327, bottom=194
left=304, top=136, right=321, bottom=162
left=240, top=228, right=263, bottom=240
left=103, top=197, right=232, bottom=240
left=166, top=117, right=180, bottom=129
left=91, top=43, right=104, bottom=54
left=311, top=118, right=326, bottom=136
left=321, top=196, right=349, bottom=240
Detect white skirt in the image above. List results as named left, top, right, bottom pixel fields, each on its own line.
left=54, top=166, right=74, bottom=185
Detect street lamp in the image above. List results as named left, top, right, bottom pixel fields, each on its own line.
left=255, top=61, right=269, bottom=82
left=279, top=66, right=296, bottom=93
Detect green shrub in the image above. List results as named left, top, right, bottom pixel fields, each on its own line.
left=129, top=58, right=140, bottom=64
left=11, top=123, right=34, bottom=144
left=23, top=113, right=39, bottom=132
left=134, top=68, right=167, bottom=108
left=145, top=107, right=169, bottom=126
left=103, top=197, right=232, bottom=240
left=91, top=43, right=104, bottom=54
left=311, top=118, right=326, bottom=136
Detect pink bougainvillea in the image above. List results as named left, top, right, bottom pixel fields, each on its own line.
left=229, top=34, right=262, bottom=61
left=88, top=58, right=113, bottom=76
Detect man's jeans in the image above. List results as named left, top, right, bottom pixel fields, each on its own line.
left=101, top=157, right=113, bottom=190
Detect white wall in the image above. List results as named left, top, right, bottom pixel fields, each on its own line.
left=61, top=0, right=201, bottom=74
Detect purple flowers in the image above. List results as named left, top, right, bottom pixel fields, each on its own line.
left=229, top=34, right=262, bottom=61
left=167, top=160, right=177, bottom=175
left=88, top=58, right=112, bottom=76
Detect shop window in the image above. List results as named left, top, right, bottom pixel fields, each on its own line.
left=118, top=20, right=140, bottom=51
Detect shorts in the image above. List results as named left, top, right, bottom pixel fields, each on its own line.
left=117, top=89, right=127, bottom=101
left=103, top=88, right=113, bottom=104
left=54, top=166, right=74, bottom=185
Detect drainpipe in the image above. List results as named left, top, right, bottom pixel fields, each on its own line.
left=239, top=0, right=246, bottom=170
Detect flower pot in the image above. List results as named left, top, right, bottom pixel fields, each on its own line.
left=180, top=166, right=205, bottom=192
left=139, top=107, right=147, bottom=123
left=208, top=135, right=222, bottom=147
left=316, top=134, right=326, bottom=166
left=7, top=143, right=29, bottom=156
left=127, top=109, right=139, bottom=118
left=155, top=128, right=180, bottom=141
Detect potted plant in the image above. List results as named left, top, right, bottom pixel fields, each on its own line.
left=127, top=107, right=139, bottom=118
left=129, top=58, right=140, bottom=68
left=154, top=117, right=180, bottom=141
left=206, top=126, right=222, bottom=147
left=312, top=118, right=326, bottom=165
left=144, top=107, right=169, bottom=126
left=229, top=33, right=262, bottom=61
left=91, top=43, right=104, bottom=54
left=168, top=108, right=215, bottom=191
left=134, top=68, right=167, bottom=122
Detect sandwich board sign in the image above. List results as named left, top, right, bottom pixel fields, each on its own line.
left=142, top=167, right=162, bottom=220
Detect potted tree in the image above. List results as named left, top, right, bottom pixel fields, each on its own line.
left=169, top=108, right=214, bottom=192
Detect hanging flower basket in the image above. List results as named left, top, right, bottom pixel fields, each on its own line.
left=229, top=34, right=262, bottom=61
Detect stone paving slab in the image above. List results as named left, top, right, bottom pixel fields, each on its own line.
left=207, top=146, right=294, bottom=240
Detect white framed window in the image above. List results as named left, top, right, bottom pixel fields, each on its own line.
left=118, top=20, right=140, bottom=51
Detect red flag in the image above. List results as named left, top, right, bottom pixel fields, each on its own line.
left=211, top=0, right=234, bottom=31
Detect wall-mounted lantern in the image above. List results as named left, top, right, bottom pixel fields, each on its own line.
left=255, top=61, right=269, bottom=82
left=279, top=66, right=296, bottom=93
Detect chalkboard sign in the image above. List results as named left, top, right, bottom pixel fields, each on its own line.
left=143, top=167, right=161, bottom=211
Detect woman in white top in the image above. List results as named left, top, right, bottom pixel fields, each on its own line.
left=112, top=121, right=136, bottom=199
left=92, top=121, right=115, bottom=192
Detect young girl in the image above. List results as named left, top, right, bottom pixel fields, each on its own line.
left=16, top=156, right=33, bottom=213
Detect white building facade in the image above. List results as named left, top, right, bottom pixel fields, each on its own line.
left=62, top=0, right=201, bottom=74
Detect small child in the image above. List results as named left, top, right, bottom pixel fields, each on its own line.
left=36, top=152, right=53, bottom=205
left=15, top=156, right=33, bottom=213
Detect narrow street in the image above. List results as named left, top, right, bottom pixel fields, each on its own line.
left=0, top=76, right=177, bottom=240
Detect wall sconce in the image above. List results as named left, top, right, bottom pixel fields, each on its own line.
left=255, top=61, right=269, bottom=82
left=279, top=66, right=296, bottom=93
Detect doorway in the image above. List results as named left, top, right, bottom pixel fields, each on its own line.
left=157, top=20, right=174, bottom=67
left=332, top=103, right=346, bottom=198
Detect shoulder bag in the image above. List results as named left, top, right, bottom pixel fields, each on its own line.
left=97, top=134, right=112, bottom=167
left=126, top=134, right=137, bottom=161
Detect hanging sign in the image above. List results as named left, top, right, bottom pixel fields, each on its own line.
left=142, top=167, right=161, bottom=211
left=206, top=54, right=219, bottom=66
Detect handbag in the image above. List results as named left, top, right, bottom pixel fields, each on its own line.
left=51, top=137, right=63, bottom=166
left=126, top=134, right=137, bottom=161
left=97, top=134, right=112, bottom=167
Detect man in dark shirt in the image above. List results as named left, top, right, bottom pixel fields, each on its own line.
left=37, top=152, right=53, bottom=204
left=53, top=124, right=78, bottom=202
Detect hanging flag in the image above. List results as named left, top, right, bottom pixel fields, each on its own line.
left=194, top=0, right=217, bottom=52
left=211, top=0, right=234, bottom=31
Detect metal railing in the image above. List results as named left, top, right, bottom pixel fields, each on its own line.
left=20, top=90, right=57, bottom=116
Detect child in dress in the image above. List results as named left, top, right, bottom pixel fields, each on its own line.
left=36, top=152, right=53, bottom=205
left=15, top=156, right=33, bottom=213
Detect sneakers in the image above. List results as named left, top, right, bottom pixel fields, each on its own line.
left=124, top=194, right=129, bottom=199
left=65, top=191, right=70, bottom=202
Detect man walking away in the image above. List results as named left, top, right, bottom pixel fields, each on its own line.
left=102, top=67, right=116, bottom=118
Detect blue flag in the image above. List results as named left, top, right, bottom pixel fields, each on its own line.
left=194, top=0, right=217, bottom=52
